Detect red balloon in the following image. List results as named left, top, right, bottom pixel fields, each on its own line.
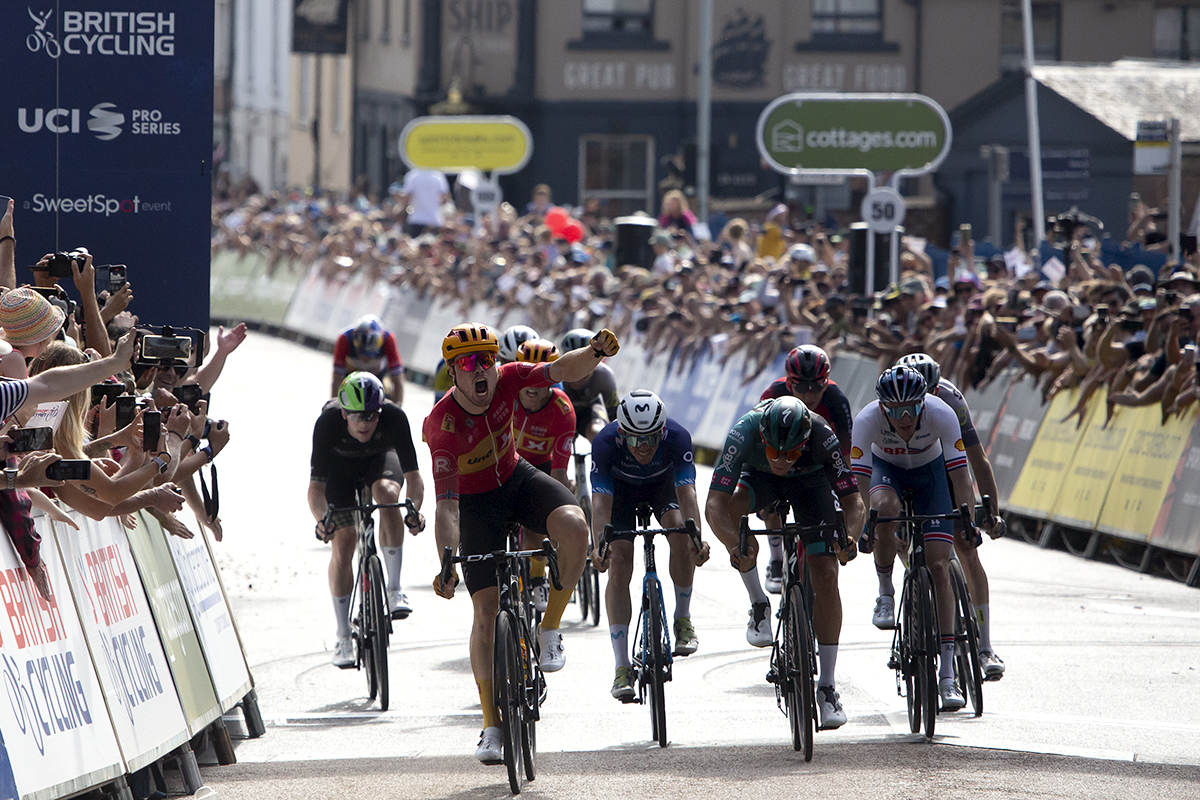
left=544, top=206, right=570, bottom=234
left=562, top=219, right=585, bottom=244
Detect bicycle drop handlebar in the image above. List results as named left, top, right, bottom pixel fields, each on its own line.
left=737, top=510, right=855, bottom=563
left=439, top=538, right=564, bottom=593
left=322, top=498, right=424, bottom=532
left=863, top=499, right=980, bottom=551
left=597, top=518, right=701, bottom=562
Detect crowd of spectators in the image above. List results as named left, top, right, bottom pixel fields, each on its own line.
left=0, top=197, right=244, bottom=600
left=212, top=177, right=1199, bottom=423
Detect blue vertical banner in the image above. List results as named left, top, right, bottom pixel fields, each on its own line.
left=1, top=3, right=215, bottom=329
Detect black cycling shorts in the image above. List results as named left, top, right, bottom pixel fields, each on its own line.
left=605, top=475, right=680, bottom=540
left=458, top=458, right=579, bottom=595
left=322, top=449, right=405, bottom=529
left=736, top=469, right=842, bottom=557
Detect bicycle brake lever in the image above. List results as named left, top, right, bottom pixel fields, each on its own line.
left=542, top=539, right=563, bottom=591
left=438, top=546, right=455, bottom=593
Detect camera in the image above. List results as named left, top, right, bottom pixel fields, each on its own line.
left=44, top=250, right=88, bottom=279
left=171, top=384, right=204, bottom=413
left=134, top=325, right=205, bottom=368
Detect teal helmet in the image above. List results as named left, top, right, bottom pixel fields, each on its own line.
left=759, top=396, right=812, bottom=454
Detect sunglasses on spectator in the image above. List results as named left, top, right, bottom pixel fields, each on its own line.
left=621, top=431, right=662, bottom=448
left=762, top=439, right=805, bottom=461
left=883, top=401, right=924, bottom=419
left=454, top=352, right=496, bottom=372
left=787, top=379, right=825, bottom=395
left=347, top=410, right=379, bottom=422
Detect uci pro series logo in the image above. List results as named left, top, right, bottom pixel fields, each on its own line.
left=19, top=103, right=182, bottom=139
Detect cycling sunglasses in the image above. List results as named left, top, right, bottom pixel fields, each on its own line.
left=454, top=352, right=496, bottom=372
left=883, top=400, right=924, bottom=420
left=786, top=378, right=825, bottom=395
left=348, top=410, right=379, bottom=422
left=761, top=434, right=804, bottom=461
left=621, top=431, right=662, bottom=448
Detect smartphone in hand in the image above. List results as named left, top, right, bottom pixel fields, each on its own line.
left=8, top=427, right=54, bottom=453
left=46, top=459, right=92, bottom=481
left=142, top=410, right=162, bottom=451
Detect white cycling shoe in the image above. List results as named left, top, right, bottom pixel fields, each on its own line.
left=475, top=727, right=503, bottom=765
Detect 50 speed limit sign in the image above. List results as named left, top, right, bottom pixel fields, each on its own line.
left=860, top=187, right=907, bottom=233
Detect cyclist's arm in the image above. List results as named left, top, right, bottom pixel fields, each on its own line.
left=704, top=420, right=753, bottom=557
left=434, top=496, right=460, bottom=561
left=841, top=489, right=865, bottom=544
left=402, top=469, right=424, bottom=510
left=826, top=385, right=854, bottom=458
left=546, top=336, right=618, bottom=384
left=948, top=466, right=976, bottom=515
left=675, top=483, right=702, bottom=535
left=590, top=492, right=613, bottom=553
left=965, top=444, right=998, bottom=517
left=308, top=480, right=329, bottom=523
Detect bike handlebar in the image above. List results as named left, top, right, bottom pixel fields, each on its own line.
left=439, top=539, right=564, bottom=593
left=737, top=515, right=854, bottom=562
left=597, top=518, right=700, bottom=562
left=324, top=498, right=424, bottom=531
left=863, top=496, right=986, bottom=552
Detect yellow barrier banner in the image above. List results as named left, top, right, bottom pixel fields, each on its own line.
left=1097, top=403, right=1196, bottom=540
left=1150, top=407, right=1200, bottom=554
left=1007, top=388, right=1090, bottom=518
left=1051, top=391, right=1136, bottom=529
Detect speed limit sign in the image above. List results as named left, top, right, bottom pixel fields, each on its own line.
left=860, top=187, right=907, bottom=233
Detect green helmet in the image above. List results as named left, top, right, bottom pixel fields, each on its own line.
left=338, top=371, right=385, bottom=412
left=759, top=396, right=812, bottom=454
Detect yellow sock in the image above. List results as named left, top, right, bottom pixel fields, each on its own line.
left=529, top=556, right=546, bottom=580
left=540, top=584, right=573, bottom=629
left=477, top=679, right=498, bottom=728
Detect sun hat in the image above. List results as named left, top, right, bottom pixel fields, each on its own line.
left=0, top=287, right=66, bottom=347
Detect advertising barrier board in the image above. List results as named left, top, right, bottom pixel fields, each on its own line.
left=1152, top=415, right=1200, bottom=555
left=0, top=520, right=122, bottom=800
left=983, top=373, right=1048, bottom=507
left=122, top=513, right=221, bottom=734
left=53, top=514, right=189, bottom=774
left=1051, top=393, right=1135, bottom=529
left=210, top=250, right=304, bottom=328
left=1007, top=388, right=1089, bottom=518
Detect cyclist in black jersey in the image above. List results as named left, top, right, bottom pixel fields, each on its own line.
left=309, top=372, right=425, bottom=668
left=559, top=328, right=619, bottom=441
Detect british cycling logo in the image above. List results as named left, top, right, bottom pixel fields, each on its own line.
left=26, top=8, right=178, bottom=59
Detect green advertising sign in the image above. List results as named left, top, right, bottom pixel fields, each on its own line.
left=756, top=93, right=952, bottom=175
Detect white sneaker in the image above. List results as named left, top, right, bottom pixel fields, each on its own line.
left=817, top=686, right=847, bottom=730
left=764, top=560, right=784, bottom=594
left=332, top=636, right=354, bottom=668
left=475, top=726, right=503, bottom=765
left=538, top=628, right=565, bottom=672
left=980, top=650, right=1006, bottom=681
left=746, top=601, right=772, bottom=648
left=872, top=595, right=896, bottom=630
left=388, top=590, right=412, bottom=620
left=531, top=582, right=549, bottom=613
left=939, top=677, right=966, bottom=712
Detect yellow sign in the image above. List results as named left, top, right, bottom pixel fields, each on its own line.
left=1007, top=388, right=1089, bottom=518
left=1051, top=391, right=1135, bottom=529
left=399, top=116, right=533, bottom=174
left=1097, top=404, right=1197, bottom=540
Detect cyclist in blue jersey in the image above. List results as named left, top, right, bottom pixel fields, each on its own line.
left=590, top=390, right=710, bottom=701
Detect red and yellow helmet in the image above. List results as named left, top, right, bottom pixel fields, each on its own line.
left=516, top=338, right=560, bottom=364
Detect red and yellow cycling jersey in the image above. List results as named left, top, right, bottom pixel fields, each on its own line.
left=513, top=388, right=576, bottom=471
left=423, top=361, right=555, bottom=499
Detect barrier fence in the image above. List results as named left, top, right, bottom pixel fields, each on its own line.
left=211, top=250, right=1200, bottom=584
left=0, top=508, right=259, bottom=800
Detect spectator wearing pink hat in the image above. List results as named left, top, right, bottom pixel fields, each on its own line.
left=0, top=287, right=66, bottom=380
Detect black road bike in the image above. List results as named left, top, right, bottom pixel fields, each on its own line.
left=440, top=539, right=562, bottom=794
left=738, top=501, right=851, bottom=760
left=323, top=487, right=421, bottom=711
left=600, top=503, right=701, bottom=747
left=572, top=441, right=602, bottom=626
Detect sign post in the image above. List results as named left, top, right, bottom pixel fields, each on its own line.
left=756, top=93, right=951, bottom=295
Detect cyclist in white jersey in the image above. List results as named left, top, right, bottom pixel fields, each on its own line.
left=850, top=365, right=976, bottom=711
left=897, top=353, right=1006, bottom=680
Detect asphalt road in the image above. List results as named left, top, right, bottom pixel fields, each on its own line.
left=194, top=331, right=1200, bottom=798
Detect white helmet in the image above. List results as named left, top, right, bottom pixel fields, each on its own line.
left=616, top=390, right=666, bottom=436
left=560, top=328, right=595, bottom=352
left=499, top=325, right=539, bottom=363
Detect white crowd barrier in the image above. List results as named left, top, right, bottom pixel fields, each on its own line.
left=0, top=507, right=258, bottom=799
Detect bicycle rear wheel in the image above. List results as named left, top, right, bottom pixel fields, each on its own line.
left=785, top=584, right=815, bottom=760
left=949, top=559, right=984, bottom=716
left=367, top=554, right=390, bottom=711
left=588, top=563, right=601, bottom=626
left=899, top=585, right=920, bottom=734
left=915, top=567, right=938, bottom=738
left=494, top=612, right=524, bottom=794
left=360, top=568, right=378, bottom=703
left=577, top=565, right=590, bottom=620
left=646, top=581, right=668, bottom=747
left=520, top=623, right=538, bottom=782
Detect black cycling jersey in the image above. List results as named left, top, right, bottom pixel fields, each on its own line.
left=310, top=399, right=420, bottom=481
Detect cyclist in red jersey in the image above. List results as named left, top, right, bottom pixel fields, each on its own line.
left=758, top=345, right=853, bottom=593
left=425, top=322, right=620, bottom=765
left=512, top=338, right=576, bottom=610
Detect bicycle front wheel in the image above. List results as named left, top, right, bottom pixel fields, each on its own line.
left=588, top=562, right=601, bottom=626
left=950, top=559, right=984, bottom=717
left=494, top=612, right=524, bottom=794
left=785, top=584, right=815, bottom=760
left=899, top=585, right=920, bottom=734
left=646, top=581, right=668, bottom=747
left=367, top=554, right=390, bottom=711
left=915, top=567, right=938, bottom=739
left=577, top=564, right=590, bottom=620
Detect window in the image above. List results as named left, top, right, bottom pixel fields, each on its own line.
left=812, top=0, right=881, bottom=35
left=1155, top=5, right=1200, bottom=60
left=1000, top=2, right=1060, bottom=72
left=579, top=136, right=654, bottom=219
left=583, top=0, right=654, bottom=36
left=381, top=0, right=391, bottom=43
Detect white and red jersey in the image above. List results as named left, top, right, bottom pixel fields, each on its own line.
left=850, top=394, right=968, bottom=478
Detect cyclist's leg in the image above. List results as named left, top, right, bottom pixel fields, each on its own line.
left=914, top=464, right=958, bottom=680
left=605, top=538, right=636, bottom=660
left=470, top=586, right=501, bottom=728
left=867, top=465, right=903, bottom=620
left=513, top=462, right=587, bottom=631
left=953, top=529, right=995, bottom=653
left=323, top=476, right=359, bottom=639
left=459, top=487, right=512, bottom=731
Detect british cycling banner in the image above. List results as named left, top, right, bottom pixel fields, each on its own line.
left=52, top=513, right=190, bottom=774
left=0, top=518, right=123, bottom=800
left=0, top=3, right=214, bottom=329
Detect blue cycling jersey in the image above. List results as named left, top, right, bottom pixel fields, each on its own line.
left=590, top=417, right=696, bottom=494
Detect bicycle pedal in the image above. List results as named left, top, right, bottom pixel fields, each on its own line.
left=887, top=655, right=900, bottom=671
left=765, top=669, right=779, bottom=684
